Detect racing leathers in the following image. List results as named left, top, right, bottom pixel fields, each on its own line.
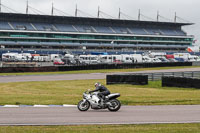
left=89, top=85, right=110, bottom=102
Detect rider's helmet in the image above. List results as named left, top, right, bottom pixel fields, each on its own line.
left=95, top=82, right=101, bottom=87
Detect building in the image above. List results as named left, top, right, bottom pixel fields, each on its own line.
left=0, top=12, right=194, bottom=55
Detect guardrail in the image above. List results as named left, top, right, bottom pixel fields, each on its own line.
left=132, top=71, right=200, bottom=81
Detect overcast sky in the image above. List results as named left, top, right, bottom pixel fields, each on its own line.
left=1, top=0, right=200, bottom=44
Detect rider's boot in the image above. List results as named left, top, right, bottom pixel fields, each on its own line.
left=99, top=98, right=105, bottom=105
left=103, top=97, right=108, bottom=103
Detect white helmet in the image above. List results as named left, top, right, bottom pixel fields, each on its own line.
left=95, top=82, right=101, bottom=87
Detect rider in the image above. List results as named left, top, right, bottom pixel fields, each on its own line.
left=89, top=82, right=110, bottom=103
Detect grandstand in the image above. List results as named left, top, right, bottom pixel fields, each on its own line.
left=0, top=12, right=194, bottom=55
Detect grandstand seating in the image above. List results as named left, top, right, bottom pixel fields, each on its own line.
left=74, top=25, right=95, bottom=33
left=0, top=12, right=193, bottom=53
left=0, top=22, right=12, bottom=30
left=93, top=26, right=114, bottom=34
left=0, top=20, right=188, bottom=36
left=0, top=41, right=16, bottom=44
left=54, top=24, right=77, bottom=32
left=0, top=39, right=189, bottom=49
left=145, top=28, right=162, bottom=35
left=175, top=30, right=186, bottom=36
left=111, top=27, right=130, bottom=34
left=10, top=22, right=35, bottom=31
left=160, top=29, right=177, bottom=36
left=40, top=42, right=60, bottom=45
left=128, top=27, right=147, bottom=35
left=32, top=23, right=56, bottom=31
left=20, top=41, right=39, bottom=45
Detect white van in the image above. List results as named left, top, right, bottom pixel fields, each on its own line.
left=112, top=55, right=122, bottom=63
left=188, top=55, right=200, bottom=62
left=99, top=55, right=112, bottom=63
left=142, top=56, right=152, bottom=63
left=99, top=55, right=122, bottom=63
left=121, top=54, right=133, bottom=63
left=130, top=54, right=143, bottom=63
left=150, top=58, right=162, bottom=63
left=149, top=52, right=166, bottom=58
left=79, top=55, right=100, bottom=64
left=50, top=54, right=61, bottom=61
left=173, top=53, right=190, bottom=61
left=22, top=53, right=32, bottom=61
left=2, top=53, right=18, bottom=61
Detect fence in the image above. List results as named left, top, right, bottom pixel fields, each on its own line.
left=131, top=71, right=200, bottom=81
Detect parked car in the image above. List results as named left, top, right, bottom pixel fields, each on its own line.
left=151, top=58, right=162, bottom=63
left=168, top=58, right=177, bottom=62
left=174, top=58, right=186, bottom=62
left=158, top=57, right=169, bottom=62
left=54, top=58, right=64, bottom=65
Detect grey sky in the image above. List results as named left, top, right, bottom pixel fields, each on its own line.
left=1, top=0, right=200, bottom=43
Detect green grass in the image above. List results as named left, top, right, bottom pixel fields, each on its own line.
left=0, top=123, right=200, bottom=133
left=0, top=79, right=200, bottom=105
left=0, top=66, right=199, bottom=76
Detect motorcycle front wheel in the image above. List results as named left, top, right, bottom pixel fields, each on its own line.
left=108, top=99, right=121, bottom=112
left=77, top=100, right=90, bottom=111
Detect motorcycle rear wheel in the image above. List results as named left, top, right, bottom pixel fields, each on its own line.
left=108, top=99, right=121, bottom=112
left=77, top=100, right=90, bottom=111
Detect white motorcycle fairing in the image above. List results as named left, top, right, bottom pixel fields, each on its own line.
left=106, top=93, right=120, bottom=100
left=78, top=90, right=121, bottom=111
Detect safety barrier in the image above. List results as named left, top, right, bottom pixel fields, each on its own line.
left=58, top=62, right=192, bottom=71
left=0, top=66, right=58, bottom=73
left=131, top=71, right=200, bottom=81
left=0, top=62, right=192, bottom=73
left=106, top=74, right=148, bottom=85
left=162, top=76, right=200, bottom=89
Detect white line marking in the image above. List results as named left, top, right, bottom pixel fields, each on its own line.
left=63, top=104, right=77, bottom=107
left=33, top=105, right=49, bottom=107
left=3, top=105, right=19, bottom=107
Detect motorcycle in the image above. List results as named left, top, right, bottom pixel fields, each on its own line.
left=77, top=90, right=121, bottom=112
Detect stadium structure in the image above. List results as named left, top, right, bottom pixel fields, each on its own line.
left=0, top=12, right=194, bottom=55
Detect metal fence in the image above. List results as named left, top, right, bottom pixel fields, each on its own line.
left=132, top=71, right=200, bottom=81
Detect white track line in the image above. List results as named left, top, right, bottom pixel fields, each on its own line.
left=0, top=104, right=77, bottom=108
left=3, top=105, right=19, bottom=107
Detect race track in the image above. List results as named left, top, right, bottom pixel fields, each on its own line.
left=0, top=105, right=200, bottom=125
left=1, top=67, right=200, bottom=126
left=0, top=67, right=200, bottom=83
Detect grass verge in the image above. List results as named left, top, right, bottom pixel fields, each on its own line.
left=0, top=66, right=199, bottom=76
left=0, top=123, right=200, bottom=133
left=0, top=79, right=200, bottom=105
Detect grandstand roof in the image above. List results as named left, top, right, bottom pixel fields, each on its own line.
left=0, top=12, right=193, bottom=28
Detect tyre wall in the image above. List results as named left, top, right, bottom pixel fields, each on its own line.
left=106, top=74, right=148, bottom=85
left=162, top=76, right=200, bottom=89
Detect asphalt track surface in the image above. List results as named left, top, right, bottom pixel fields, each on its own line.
left=0, top=105, right=200, bottom=125
left=0, top=67, right=200, bottom=83
left=1, top=67, right=200, bottom=125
